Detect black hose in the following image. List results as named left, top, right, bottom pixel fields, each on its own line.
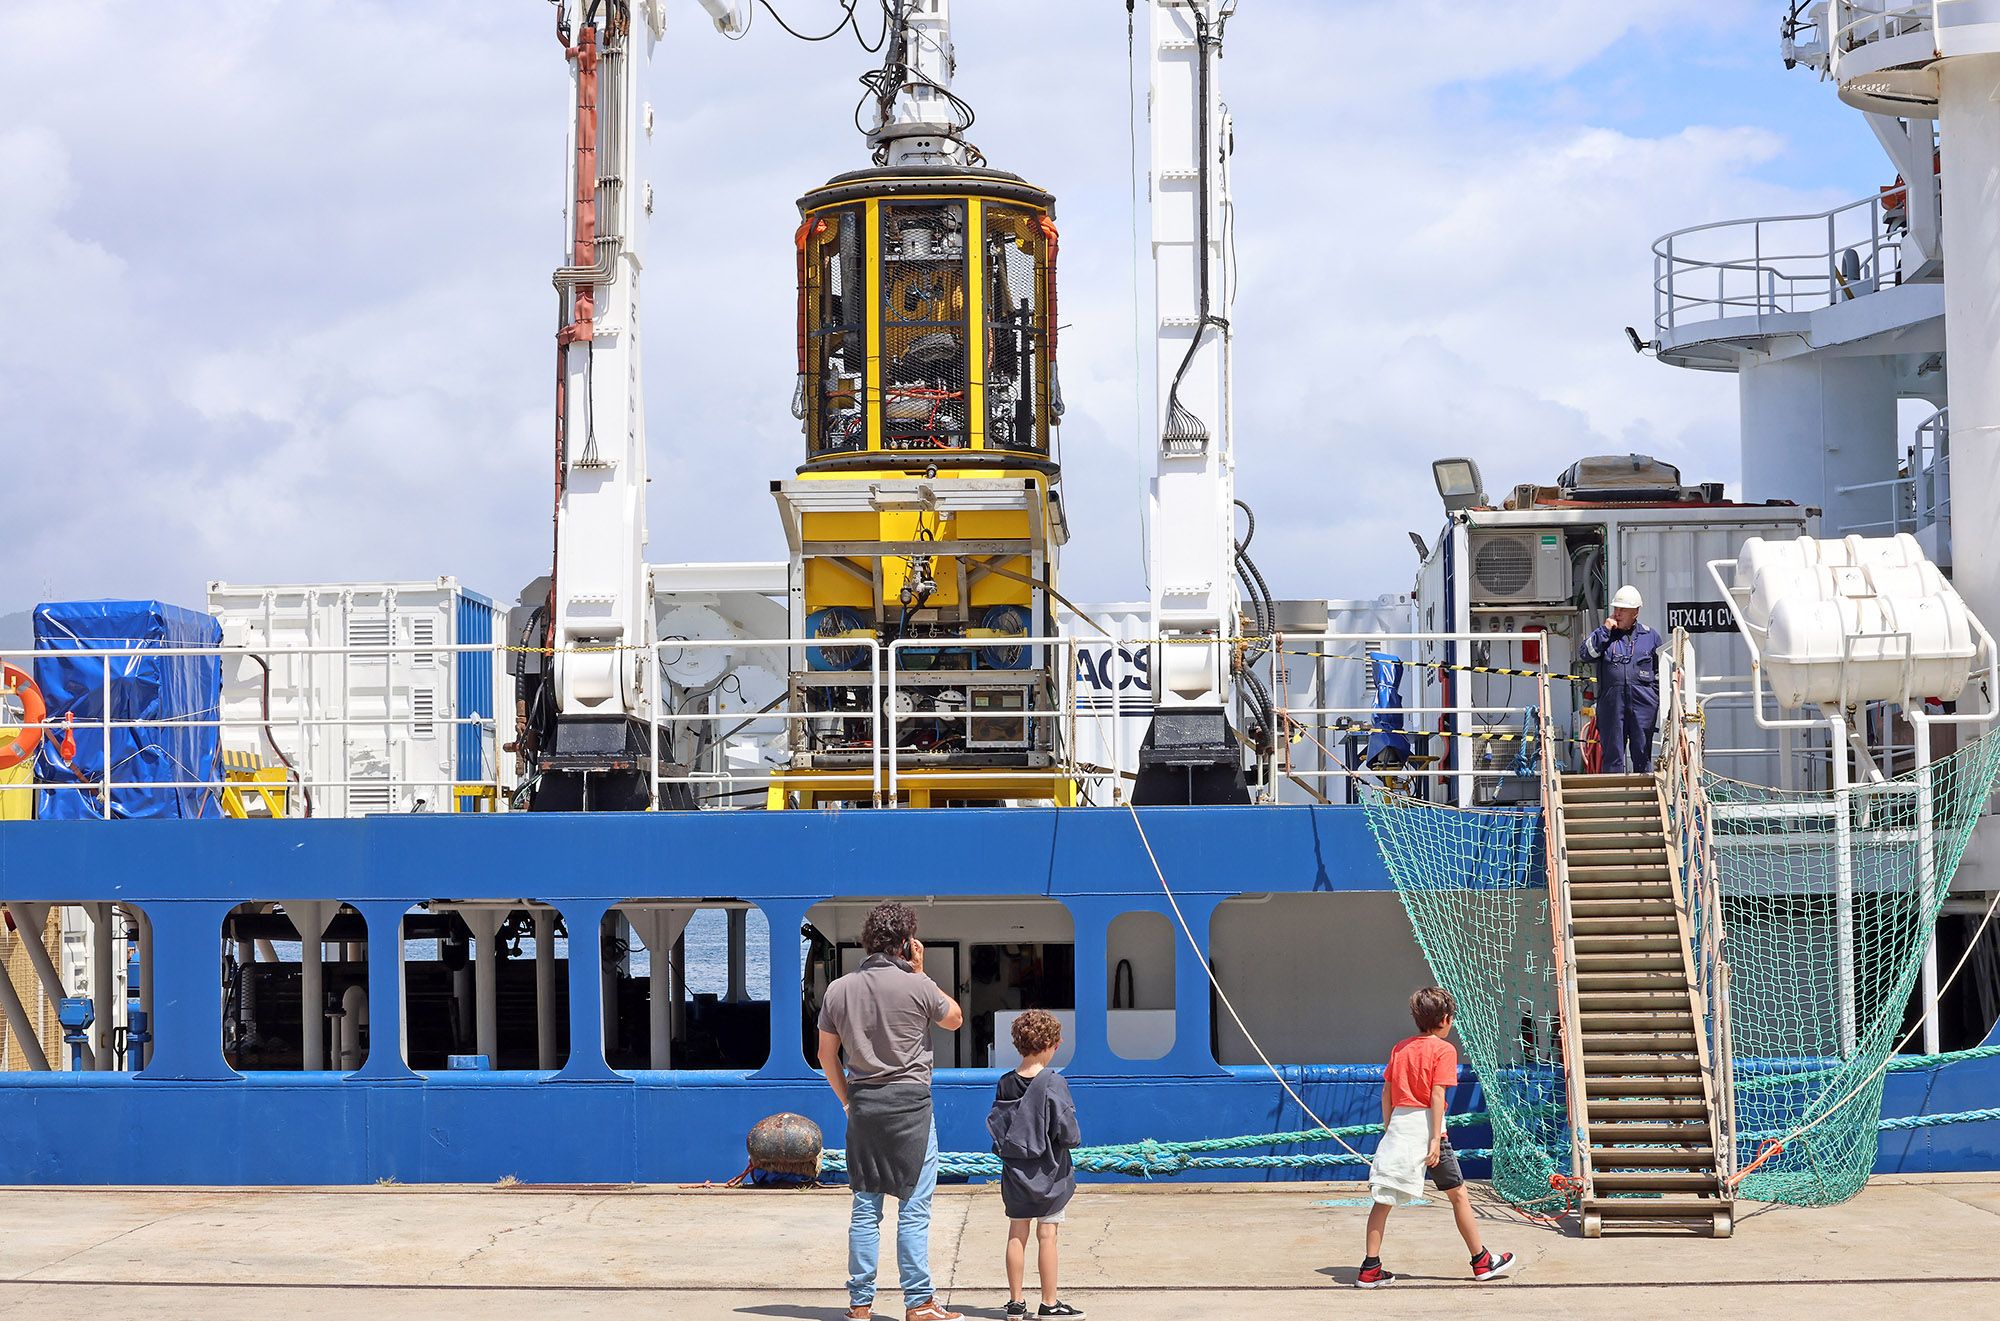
left=1161, top=8, right=1229, bottom=449
left=245, top=652, right=312, bottom=819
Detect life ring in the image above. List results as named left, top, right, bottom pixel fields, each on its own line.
left=0, top=663, right=45, bottom=770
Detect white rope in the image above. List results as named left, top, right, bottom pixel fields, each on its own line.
left=1123, top=801, right=1371, bottom=1162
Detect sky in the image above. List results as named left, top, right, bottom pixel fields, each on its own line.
left=0, top=0, right=1897, bottom=622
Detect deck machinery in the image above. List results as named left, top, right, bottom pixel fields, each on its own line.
left=770, top=1, right=1072, bottom=808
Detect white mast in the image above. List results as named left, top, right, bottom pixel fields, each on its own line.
left=1138, top=0, right=1245, bottom=802
left=867, top=0, right=969, bottom=168
left=539, top=0, right=740, bottom=808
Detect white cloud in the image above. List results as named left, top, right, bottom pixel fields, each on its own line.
left=0, top=0, right=1846, bottom=619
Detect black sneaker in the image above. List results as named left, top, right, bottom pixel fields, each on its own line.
left=1471, top=1249, right=1519, bottom=1282
left=1004, top=1304, right=1028, bottom=1319
left=1355, top=1262, right=1397, bottom=1289
left=1037, top=1305, right=1085, bottom=1319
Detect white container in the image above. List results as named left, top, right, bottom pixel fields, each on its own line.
left=206, top=580, right=514, bottom=816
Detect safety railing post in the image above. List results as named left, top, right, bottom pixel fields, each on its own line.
left=100, top=654, right=112, bottom=820
left=886, top=642, right=900, bottom=807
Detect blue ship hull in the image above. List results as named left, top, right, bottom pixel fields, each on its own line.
left=0, top=806, right=1993, bottom=1185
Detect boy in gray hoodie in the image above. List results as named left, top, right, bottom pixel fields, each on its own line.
left=986, top=1010, right=1084, bottom=1319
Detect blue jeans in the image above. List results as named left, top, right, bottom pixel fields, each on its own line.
left=847, top=1119, right=939, bottom=1308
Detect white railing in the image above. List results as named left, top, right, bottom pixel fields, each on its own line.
left=0, top=629, right=1560, bottom=815
left=1828, top=1, right=2000, bottom=76
left=1660, top=631, right=1739, bottom=1190
left=1653, top=191, right=1911, bottom=340
left=1833, top=406, right=1950, bottom=539
left=0, top=641, right=508, bottom=820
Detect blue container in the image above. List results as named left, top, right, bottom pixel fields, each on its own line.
left=33, top=600, right=223, bottom=820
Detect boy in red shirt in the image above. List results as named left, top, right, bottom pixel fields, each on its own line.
left=1356, top=986, right=1519, bottom=1288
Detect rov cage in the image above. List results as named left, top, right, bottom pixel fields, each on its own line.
left=775, top=163, right=1069, bottom=784
left=793, top=167, right=1062, bottom=474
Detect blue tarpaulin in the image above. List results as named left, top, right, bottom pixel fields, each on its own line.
left=33, top=601, right=223, bottom=820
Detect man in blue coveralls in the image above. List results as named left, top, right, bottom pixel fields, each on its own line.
left=1581, top=585, right=1663, bottom=773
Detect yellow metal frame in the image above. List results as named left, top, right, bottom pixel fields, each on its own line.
left=220, top=759, right=291, bottom=820
left=805, top=191, right=1053, bottom=468
left=767, top=769, right=1079, bottom=811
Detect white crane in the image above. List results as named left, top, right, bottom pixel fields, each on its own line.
left=529, top=0, right=742, bottom=811
left=1138, top=0, right=1254, bottom=804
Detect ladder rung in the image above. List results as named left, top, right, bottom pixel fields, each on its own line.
left=1572, top=937, right=1683, bottom=956
left=1576, top=973, right=1690, bottom=992
left=1580, top=1015, right=1697, bottom=1034
left=1571, top=899, right=1677, bottom=918
left=1587, top=1123, right=1712, bottom=1144
left=1582, top=1195, right=1727, bottom=1219
left=1590, top=1171, right=1722, bottom=1193
left=1572, top=949, right=1685, bottom=968
left=1587, top=1097, right=1708, bottom=1119
left=1589, top=1147, right=1716, bottom=1167
left=1585, top=1076, right=1706, bottom=1096
left=1582, top=1053, right=1700, bottom=1073
left=1582, top=1032, right=1699, bottom=1051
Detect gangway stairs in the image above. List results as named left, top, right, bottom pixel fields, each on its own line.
left=1552, top=771, right=1734, bottom=1237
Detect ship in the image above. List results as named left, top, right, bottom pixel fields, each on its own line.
left=0, top=0, right=1995, bottom=1240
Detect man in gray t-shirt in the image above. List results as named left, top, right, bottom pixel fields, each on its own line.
left=818, top=903, right=963, bottom=1321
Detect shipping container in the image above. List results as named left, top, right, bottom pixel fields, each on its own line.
left=206, top=581, right=514, bottom=816
left=1413, top=495, right=1821, bottom=801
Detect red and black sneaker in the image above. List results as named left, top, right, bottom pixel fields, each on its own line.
left=1354, top=1262, right=1397, bottom=1289
left=1471, top=1249, right=1520, bottom=1282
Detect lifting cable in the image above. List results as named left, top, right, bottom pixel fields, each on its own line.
left=1121, top=799, right=1372, bottom=1165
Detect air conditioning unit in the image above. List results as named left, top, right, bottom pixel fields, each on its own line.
left=1469, top=530, right=1571, bottom=605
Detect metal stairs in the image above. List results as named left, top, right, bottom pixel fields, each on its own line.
left=1554, top=772, right=1734, bottom=1238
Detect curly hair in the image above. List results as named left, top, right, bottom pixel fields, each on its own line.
left=1010, top=1008, right=1063, bottom=1058
left=860, top=902, right=919, bottom=957
left=1410, top=985, right=1457, bottom=1033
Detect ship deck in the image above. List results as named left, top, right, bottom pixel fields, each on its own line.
left=0, top=1174, right=1993, bottom=1318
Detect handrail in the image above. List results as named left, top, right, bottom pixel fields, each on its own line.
left=1659, top=629, right=1738, bottom=1189
left=0, top=629, right=1554, bottom=816
left=1536, top=669, right=1592, bottom=1203
left=1651, top=189, right=1912, bottom=339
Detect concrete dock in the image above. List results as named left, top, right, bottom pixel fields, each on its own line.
left=0, top=1175, right=1993, bottom=1319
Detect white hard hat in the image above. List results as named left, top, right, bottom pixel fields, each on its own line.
left=1611, top=585, right=1643, bottom=610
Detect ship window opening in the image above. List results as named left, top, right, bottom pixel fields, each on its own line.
left=601, top=901, right=771, bottom=1073
left=222, top=901, right=369, bottom=1072
left=1210, top=893, right=1492, bottom=1067
left=801, top=898, right=1074, bottom=1072
left=1904, top=901, right=2000, bottom=1054
left=1, top=901, right=152, bottom=1074
left=399, top=902, right=570, bottom=1072
left=1107, top=911, right=1176, bottom=1061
